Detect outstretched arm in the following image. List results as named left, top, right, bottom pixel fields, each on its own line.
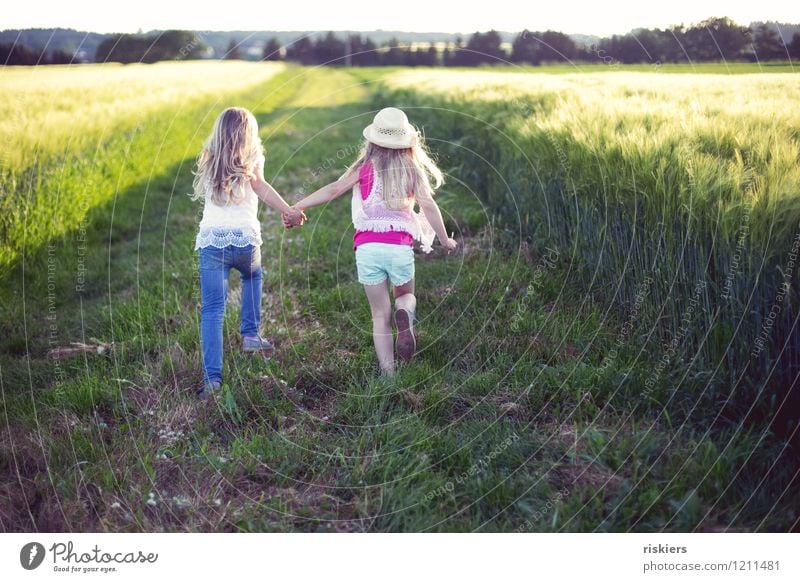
left=416, top=187, right=457, bottom=251
left=294, top=168, right=360, bottom=213
left=250, top=176, right=299, bottom=215
left=249, top=154, right=305, bottom=223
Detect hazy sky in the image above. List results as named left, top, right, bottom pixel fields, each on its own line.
left=3, top=0, right=797, bottom=35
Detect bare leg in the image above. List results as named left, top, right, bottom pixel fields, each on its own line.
left=363, top=281, right=395, bottom=375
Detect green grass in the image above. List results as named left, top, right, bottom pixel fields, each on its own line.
left=0, top=64, right=798, bottom=532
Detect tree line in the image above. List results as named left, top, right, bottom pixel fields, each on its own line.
left=283, top=20, right=798, bottom=66
left=94, top=30, right=207, bottom=63
left=0, top=43, right=74, bottom=65
left=0, top=30, right=206, bottom=65
left=3, top=18, right=799, bottom=66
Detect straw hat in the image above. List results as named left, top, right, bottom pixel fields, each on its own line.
left=362, top=107, right=418, bottom=149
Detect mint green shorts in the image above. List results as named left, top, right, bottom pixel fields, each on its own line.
left=355, top=243, right=415, bottom=286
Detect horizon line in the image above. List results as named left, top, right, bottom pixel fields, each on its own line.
left=3, top=18, right=798, bottom=39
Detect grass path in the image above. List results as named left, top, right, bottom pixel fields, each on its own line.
left=1, top=67, right=797, bottom=532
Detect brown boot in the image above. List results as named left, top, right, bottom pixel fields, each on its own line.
left=394, top=308, right=416, bottom=362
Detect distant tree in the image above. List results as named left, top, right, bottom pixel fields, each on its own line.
left=442, top=45, right=453, bottom=66
left=703, top=17, right=748, bottom=60
left=751, top=23, right=786, bottom=60
left=348, top=35, right=379, bottom=66
left=263, top=38, right=282, bottom=60
left=96, top=31, right=205, bottom=63
left=655, top=28, right=686, bottom=63
left=591, top=20, right=749, bottom=65
left=511, top=30, right=539, bottom=64
left=451, top=34, right=472, bottom=65
left=664, top=25, right=688, bottom=62
left=381, top=39, right=406, bottom=66
left=96, top=34, right=149, bottom=63
left=401, top=49, right=418, bottom=67
left=400, top=47, right=436, bottom=67
left=684, top=21, right=716, bottom=60
left=95, top=35, right=121, bottom=62
left=178, top=31, right=208, bottom=60
left=605, top=26, right=689, bottom=64
left=425, top=45, right=438, bottom=66
left=0, top=42, right=42, bottom=65
left=286, top=36, right=314, bottom=64
left=364, top=38, right=379, bottom=65
left=633, top=28, right=683, bottom=63
left=224, top=39, right=242, bottom=60
left=789, top=32, right=800, bottom=59
left=456, top=30, right=505, bottom=65
left=146, top=30, right=205, bottom=62
left=444, top=37, right=463, bottom=66
left=593, top=34, right=645, bottom=64
left=48, top=48, right=73, bottom=64
left=314, top=31, right=346, bottom=65
left=684, top=17, right=749, bottom=61
left=536, top=30, right=578, bottom=63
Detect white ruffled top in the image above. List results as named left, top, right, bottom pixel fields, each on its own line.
left=194, top=154, right=264, bottom=250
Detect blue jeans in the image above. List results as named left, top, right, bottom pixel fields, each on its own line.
left=198, top=244, right=262, bottom=384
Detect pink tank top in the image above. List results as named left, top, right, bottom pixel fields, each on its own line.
left=353, top=162, right=414, bottom=249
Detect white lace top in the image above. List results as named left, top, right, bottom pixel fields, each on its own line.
left=195, top=155, right=264, bottom=250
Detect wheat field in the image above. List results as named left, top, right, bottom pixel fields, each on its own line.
left=380, top=68, right=800, bottom=439
left=1, top=63, right=798, bottom=532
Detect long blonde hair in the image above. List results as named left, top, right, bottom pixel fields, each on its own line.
left=348, top=136, right=444, bottom=210
left=192, top=107, right=263, bottom=205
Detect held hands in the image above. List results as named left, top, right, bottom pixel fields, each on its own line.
left=282, top=206, right=307, bottom=229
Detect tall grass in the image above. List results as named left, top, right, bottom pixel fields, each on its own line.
left=0, top=61, right=286, bottom=268
left=1, top=65, right=797, bottom=532
left=379, top=69, right=800, bottom=438
left=0, top=61, right=286, bottom=174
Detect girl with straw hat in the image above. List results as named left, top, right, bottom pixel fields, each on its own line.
left=285, top=107, right=457, bottom=376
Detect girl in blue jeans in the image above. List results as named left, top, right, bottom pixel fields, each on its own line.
left=193, top=107, right=305, bottom=400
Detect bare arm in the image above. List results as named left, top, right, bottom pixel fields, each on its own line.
left=250, top=176, right=295, bottom=214
left=294, top=168, right=359, bottom=212
left=249, top=153, right=304, bottom=221
left=416, top=187, right=456, bottom=250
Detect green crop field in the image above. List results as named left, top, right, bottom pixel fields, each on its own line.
left=0, top=62, right=798, bottom=532
left=0, top=61, right=287, bottom=267
left=380, top=68, right=800, bottom=433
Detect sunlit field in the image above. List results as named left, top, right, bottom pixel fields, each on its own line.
left=1, top=61, right=285, bottom=174
left=1, top=62, right=798, bottom=532
left=381, top=67, right=800, bottom=444
left=0, top=61, right=287, bottom=267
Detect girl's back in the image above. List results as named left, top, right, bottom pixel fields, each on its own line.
left=193, top=108, right=264, bottom=250
left=193, top=106, right=302, bottom=400
left=352, top=160, right=416, bottom=248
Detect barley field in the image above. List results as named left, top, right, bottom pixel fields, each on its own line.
left=0, top=61, right=286, bottom=267
left=381, top=67, right=800, bottom=440
left=0, top=62, right=798, bottom=532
